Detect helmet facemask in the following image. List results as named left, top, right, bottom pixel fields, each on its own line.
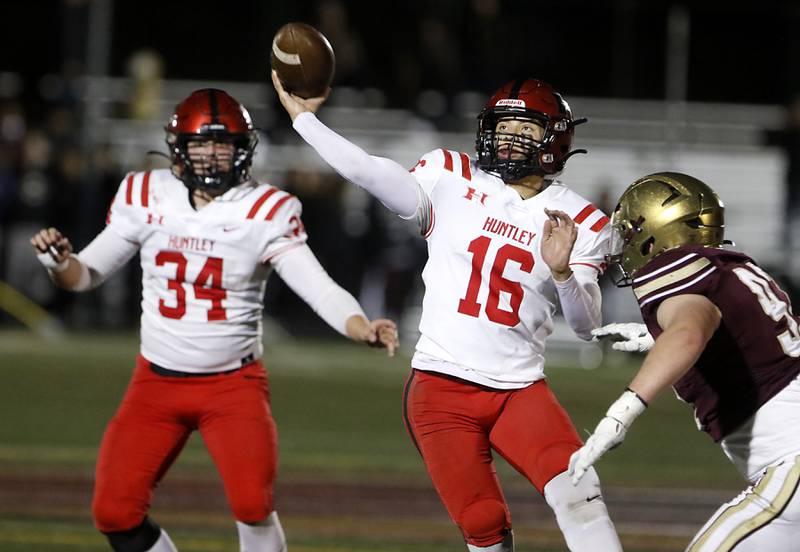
left=477, top=110, right=552, bottom=181
left=167, top=130, right=257, bottom=196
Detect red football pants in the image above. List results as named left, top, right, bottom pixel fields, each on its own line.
left=403, top=369, right=583, bottom=547
left=92, top=355, right=277, bottom=532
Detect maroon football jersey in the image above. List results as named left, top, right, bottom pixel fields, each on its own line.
left=633, top=244, right=800, bottom=441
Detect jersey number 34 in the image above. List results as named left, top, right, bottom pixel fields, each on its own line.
left=156, top=251, right=227, bottom=321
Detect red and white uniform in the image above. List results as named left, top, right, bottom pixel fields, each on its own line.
left=409, top=148, right=610, bottom=388
left=92, top=169, right=307, bottom=371
left=77, top=169, right=365, bottom=533
left=292, top=112, right=621, bottom=552
left=78, top=169, right=363, bottom=371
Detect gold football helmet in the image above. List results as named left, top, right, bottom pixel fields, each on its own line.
left=608, top=172, right=725, bottom=286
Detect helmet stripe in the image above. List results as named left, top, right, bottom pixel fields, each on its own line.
left=208, top=89, right=219, bottom=123
left=508, top=79, right=526, bottom=99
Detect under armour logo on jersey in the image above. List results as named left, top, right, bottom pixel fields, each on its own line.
left=464, top=187, right=489, bottom=205
left=147, top=213, right=164, bottom=225
left=409, top=159, right=426, bottom=172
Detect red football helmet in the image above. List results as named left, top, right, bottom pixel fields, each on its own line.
left=165, top=88, right=258, bottom=193
left=476, top=78, right=587, bottom=181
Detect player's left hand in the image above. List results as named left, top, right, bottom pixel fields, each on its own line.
left=271, top=69, right=330, bottom=122
left=541, top=208, right=578, bottom=281
left=568, top=416, right=626, bottom=485
left=592, top=322, right=654, bottom=352
left=362, top=318, right=399, bottom=357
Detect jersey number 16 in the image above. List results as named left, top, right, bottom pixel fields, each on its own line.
left=457, top=236, right=533, bottom=327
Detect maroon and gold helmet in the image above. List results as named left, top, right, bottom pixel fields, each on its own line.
left=165, top=88, right=258, bottom=193
left=476, top=78, right=586, bottom=181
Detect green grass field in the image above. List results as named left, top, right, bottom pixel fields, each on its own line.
left=0, top=330, right=742, bottom=551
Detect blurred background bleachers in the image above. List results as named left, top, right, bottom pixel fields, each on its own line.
left=2, top=0, right=800, bottom=346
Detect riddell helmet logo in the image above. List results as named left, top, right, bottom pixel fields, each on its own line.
left=496, top=99, right=525, bottom=108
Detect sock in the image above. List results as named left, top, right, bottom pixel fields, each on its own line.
left=466, top=530, right=514, bottom=551
left=146, top=530, right=178, bottom=552
left=236, top=511, right=287, bottom=552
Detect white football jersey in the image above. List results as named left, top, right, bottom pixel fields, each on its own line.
left=106, top=169, right=307, bottom=372
left=408, top=149, right=611, bottom=388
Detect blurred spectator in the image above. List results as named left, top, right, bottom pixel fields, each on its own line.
left=126, top=49, right=165, bottom=121
left=315, top=1, right=366, bottom=86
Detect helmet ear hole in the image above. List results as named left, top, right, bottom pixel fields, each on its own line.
left=640, top=236, right=655, bottom=256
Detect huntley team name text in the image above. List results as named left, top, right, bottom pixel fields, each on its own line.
left=167, top=235, right=215, bottom=252
left=483, top=216, right=536, bottom=246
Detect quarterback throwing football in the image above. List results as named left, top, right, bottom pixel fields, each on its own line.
left=31, top=89, right=398, bottom=552
left=273, top=73, right=623, bottom=552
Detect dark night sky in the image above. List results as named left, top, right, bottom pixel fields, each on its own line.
left=5, top=0, right=800, bottom=106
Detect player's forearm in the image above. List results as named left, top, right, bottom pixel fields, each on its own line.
left=555, top=274, right=602, bottom=340
left=273, top=245, right=366, bottom=335
left=45, top=255, right=91, bottom=291
left=292, top=112, right=419, bottom=217
left=628, top=325, right=705, bottom=403
left=345, top=314, right=372, bottom=342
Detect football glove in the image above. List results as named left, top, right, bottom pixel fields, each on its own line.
left=568, top=389, right=648, bottom=485
left=592, top=322, right=654, bottom=353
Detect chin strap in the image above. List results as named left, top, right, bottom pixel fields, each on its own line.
left=146, top=150, right=171, bottom=161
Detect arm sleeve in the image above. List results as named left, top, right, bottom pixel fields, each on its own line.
left=75, top=226, right=140, bottom=290
left=554, top=206, right=611, bottom=339
left=292, top=112, right=420, bottom=218
left=555, top=265, right=603, bottom=341
left=271, top=244, right=366, bottom=336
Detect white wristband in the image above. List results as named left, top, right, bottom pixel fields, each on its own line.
left=606, top=389, right=648, bottom=429
left=37, top=251, right=70, bottom=273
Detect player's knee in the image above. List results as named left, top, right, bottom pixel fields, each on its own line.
left=544, top=468, right=609, bottom=526
left=230, top=493, right=272, bottom=524
left=458, top=498, right=511, bottom=547
left=100, top=516, right=162, bottom=552
left=92, top=496, right=146, bottom=534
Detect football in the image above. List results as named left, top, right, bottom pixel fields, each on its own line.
left=270, top=22, right=335, bottom=99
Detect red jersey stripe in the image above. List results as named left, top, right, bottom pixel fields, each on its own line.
left=573, top=204, right=597, bottom=224
left=125, top=173, right=134, bottom=205
left=265, top=194, right=295, bottom=221
left=442, top=149, right=453, bottom=172
left=459, top=153, right=471, bottom=181
left=141, top=171, right=151, bottom=207
left=246, top=188, right=278, bottom=219
left=590, top=216, right=610, bottom=232
left=106, top=196, right=116, bottom=225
